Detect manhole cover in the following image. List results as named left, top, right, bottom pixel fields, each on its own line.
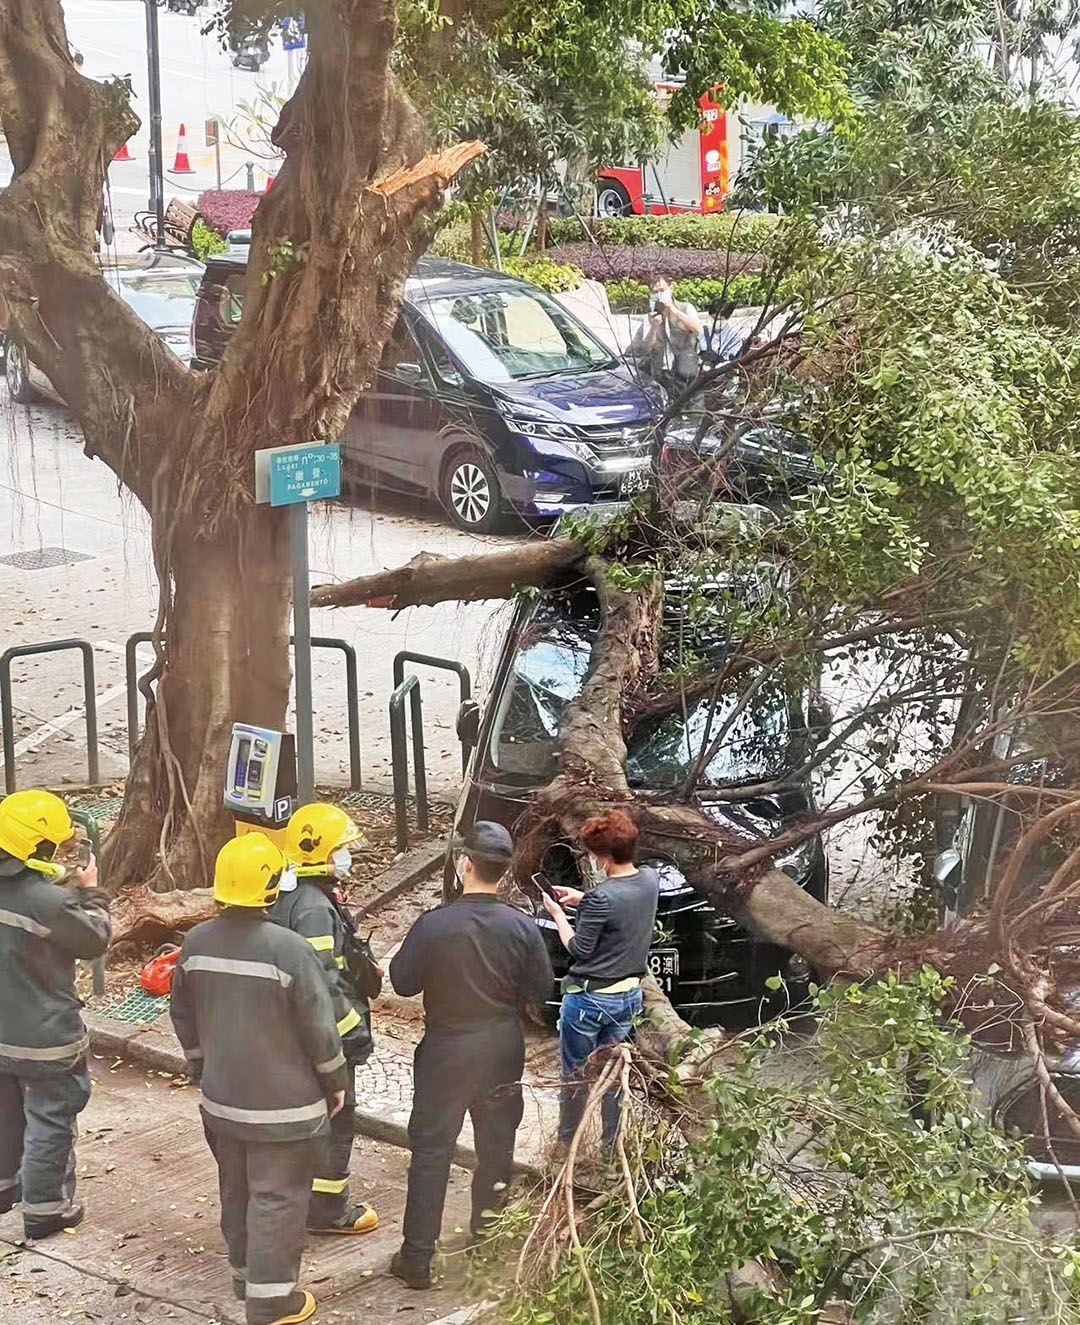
left=0, top=547, right=94, bottom=570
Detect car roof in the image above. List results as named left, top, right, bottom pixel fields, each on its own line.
left=203, top=248, right=530, bottom=298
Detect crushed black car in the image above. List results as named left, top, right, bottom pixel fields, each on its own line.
left=447, top=570, right=829, bottom=1028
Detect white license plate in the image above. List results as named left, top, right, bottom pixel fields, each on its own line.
left=619, top=467, right=651, bottom=496
left=648, top=949, right=679, bottom=989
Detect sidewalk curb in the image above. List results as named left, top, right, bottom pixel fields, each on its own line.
left=355, top=838, right=447, bottom=918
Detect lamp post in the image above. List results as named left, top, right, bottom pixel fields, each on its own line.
left=144, top=0, right=166, bottom=250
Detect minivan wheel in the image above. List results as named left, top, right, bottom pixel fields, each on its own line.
left=440, top=448, right=503, bottom=533
left=7, top=342, right=36, bottom=404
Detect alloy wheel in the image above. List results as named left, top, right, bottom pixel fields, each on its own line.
left=8, top=347, right=23, bottom=397
left=449, top=461, right=491, bottom=526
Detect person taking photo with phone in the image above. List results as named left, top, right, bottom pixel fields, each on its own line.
left=630, top=273, right=704, bottom=394
left=0, top=790, right=110, bottom=1241
left=541, top=809, right=659, bottom=1153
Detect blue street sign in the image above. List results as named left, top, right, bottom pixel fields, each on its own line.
left=281, top=16, right=306, bottom=51
left=267, top=443, right=340, bottom=506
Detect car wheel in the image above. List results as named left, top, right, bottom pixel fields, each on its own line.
left=440, top=448, right=503, bottom=533
left=596, top=181, right=632, bottom=218
left=7, top=342, right=36, bottom=404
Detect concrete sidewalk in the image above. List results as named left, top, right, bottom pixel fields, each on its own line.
left=0, top=1062, right=484, bottom=1325
left=85, top=1003, right=562, bottom=1176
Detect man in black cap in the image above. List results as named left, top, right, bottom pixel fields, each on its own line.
left=387, top=821, right=553, bottom=1288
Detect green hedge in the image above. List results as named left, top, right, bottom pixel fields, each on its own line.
left=545, top=212, right=783, bottom=253
left=603, top=272, right=773, bottom=313
left=501, top=257, right=585, bottom=293
left=191, top=217, right=227, bottom=261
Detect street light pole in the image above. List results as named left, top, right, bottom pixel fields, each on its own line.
left=144, top=0, right=166, bottom=250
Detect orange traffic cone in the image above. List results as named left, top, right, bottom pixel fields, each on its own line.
left=113, top=138, right=134, bottom=162
left=169, top=123, right=194, bottom=175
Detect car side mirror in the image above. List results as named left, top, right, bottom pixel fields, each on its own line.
left=395, top=361, right=425, bottom=382
left=807, top=697, right=833, bottom=743
left=456, top=699, right=482, bottom=749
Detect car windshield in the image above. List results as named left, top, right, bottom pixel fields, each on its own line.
left=115, top=272, right=202, bottom=330
left=490, top=601, right=798, bottom=787
left=417, top=287, right=614, bottom=382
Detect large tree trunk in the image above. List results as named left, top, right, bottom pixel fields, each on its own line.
left=105, top=508, right=291, bottom=888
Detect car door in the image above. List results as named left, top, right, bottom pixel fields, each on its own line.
left=341, top=314, right=442, bottom=492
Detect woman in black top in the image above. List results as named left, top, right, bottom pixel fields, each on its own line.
left=543, top=810, right=659, bottom=1149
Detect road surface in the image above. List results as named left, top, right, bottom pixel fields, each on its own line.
left=0, top=387, right=515, bottom=799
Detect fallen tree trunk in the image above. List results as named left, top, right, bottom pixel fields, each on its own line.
left=311, top=538, right=582, bottom=609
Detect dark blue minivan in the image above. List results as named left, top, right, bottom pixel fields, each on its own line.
left=191, top=247, right=660, bottom=531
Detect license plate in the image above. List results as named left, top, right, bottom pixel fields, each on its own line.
left=619, top=467, right=650, bottom=496
left=648, top=949, right=679, bottom=990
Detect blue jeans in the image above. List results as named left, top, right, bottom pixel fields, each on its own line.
left=558, top=988, right=643, bottom=1147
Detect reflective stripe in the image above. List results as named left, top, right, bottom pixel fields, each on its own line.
left=200, top=1096, right=327, bottom=1126
left=336, top=1007, right=361, bottom=1036
left=315, top=1051, right=345, bottom=1075
left=0, top=908, right=50, bottom=939
left=312, top=1176, right=348, bottom=1195
left=0, top=1177, right=19, bottom=1192
left=334, top=956, right=346, bottom=969
left=180, top=955, right=293, bottom=988
left=184, top=1047, right=204, bottom=1060
left=0, top=1036, right=88, bottom=1062
left=306, top=935, right=335, bottom=952
left=246, top=1281, right=297, bottom=1300
left=23, top=1199, right=76, bottom=1216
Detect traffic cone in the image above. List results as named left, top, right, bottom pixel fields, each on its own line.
left=169, top=123, right=194, bottom=175
left=113, top=138, right=134, bottom=162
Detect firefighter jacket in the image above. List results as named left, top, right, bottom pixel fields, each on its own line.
left=170, top=909, right=349, bottom=1143
left=269, top=878, right=373, bottom=1065
left=0, top=854, right=111, bottom=1066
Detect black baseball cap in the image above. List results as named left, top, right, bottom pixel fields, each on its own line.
left=453, top=820, right=514, bottom=863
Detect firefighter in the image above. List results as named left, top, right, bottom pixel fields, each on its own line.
left=272, top=803, right=378, bottom=1236
left=170, top=834, right=349, bottom=1325
left=0, top=789, right=110, bottom=1240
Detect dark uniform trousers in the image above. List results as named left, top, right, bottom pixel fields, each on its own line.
left=204, top=1124, right=320, bottom=1325
left=0, top=1056, right=91, bottom=1222
left=308, top=1059, right=358, bottom=1226
left=403, top=1020, right=524, bottom=1260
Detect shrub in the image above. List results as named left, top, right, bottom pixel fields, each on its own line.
left=191, top=217, right=227, bottom=261
left=603, top=272, right=773, bottom=312
left=196, top=190, right=260, bottom=240
left=501, top=257, right=584, bottom=293
left=546, top=211, right=783, bottom=253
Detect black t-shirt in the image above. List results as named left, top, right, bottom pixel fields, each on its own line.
left=389, top=892, right=554, bottom=1033
left=567, top=867, right=660, bottom=984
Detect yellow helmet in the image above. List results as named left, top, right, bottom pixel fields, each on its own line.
left=284, top=803, right=363, bottom=870
left=213, top=833, right=286, bottom=908
left=0, top=790, right=73, bottom=863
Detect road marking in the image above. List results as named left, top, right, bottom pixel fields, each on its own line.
left=12, top=680, right=129, bottom=759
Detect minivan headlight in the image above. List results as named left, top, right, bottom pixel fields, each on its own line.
left=774, top=839, right=816, bottom=881
left=506, top=417, right=579, bottom=441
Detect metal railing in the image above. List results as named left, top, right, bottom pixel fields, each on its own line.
left=389, top=674, right=429, bottom=852
left=392, top=651, right=473, bottom=773
left=125, top=632, right=363, bottom=789
left=1, top=640, right=100, bottom=793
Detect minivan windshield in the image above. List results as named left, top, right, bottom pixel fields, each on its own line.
left=417, top=287, right=614, bottom=382
left=490, top=603, right=799, bottom=787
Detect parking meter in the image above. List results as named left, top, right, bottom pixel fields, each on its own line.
left=224, top=723, right=297, bottom=842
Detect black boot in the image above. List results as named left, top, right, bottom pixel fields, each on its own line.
left=23, top=1204, right=84, bottom=1241
left=389, top=1249, right=432, bottom=1290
